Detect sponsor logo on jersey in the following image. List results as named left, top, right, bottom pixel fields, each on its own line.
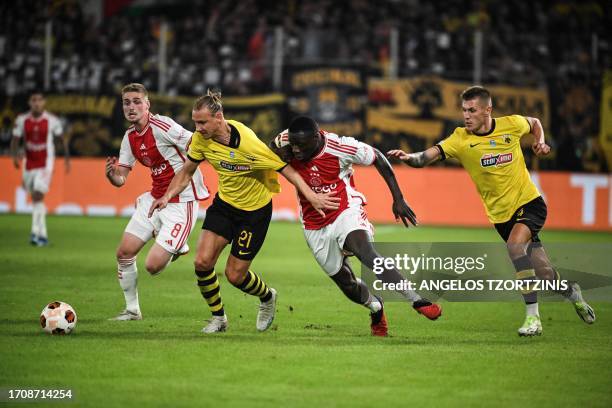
left=480, top=152, right=513, bottom=167
left=503, top=135, right=512, bottom=143
left=25, top=142, right=47, bottom=151
left=219, top=161, right=251, bottom=171
left=469, top=142, right=482, bottom=148
left=151, top=162, right=167, bottom=175
left=311, top=165, right=319, bottom=171
left=311, top=183, right=337, bottom=194
left=140, top=144, right=146, bottom=150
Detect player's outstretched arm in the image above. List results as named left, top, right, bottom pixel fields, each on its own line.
left=280, top=165, right=340, bottom=217
left=372, top=148, right=417, bottom=227
left=525, top=117, right=551, bottom=157
left=387, top=146, right=442, bottom=168
left=148, top=158, right=198, bottom=217
left=105, top=156, right=130, bottom=187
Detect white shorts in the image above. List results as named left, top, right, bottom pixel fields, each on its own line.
left=23, top=168, right=52, bottom=194
left=125, top=192, right=199, bottom=254
left=303, top=206, right=374, bottom=276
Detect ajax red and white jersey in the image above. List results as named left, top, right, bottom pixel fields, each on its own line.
left=12, top=111, right=63, bottom=170
left=288, top=130, right=376, bottom=230
left=118, top=113, right=209, bottom=203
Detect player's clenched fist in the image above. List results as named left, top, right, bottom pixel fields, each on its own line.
left=271, top=131, right=294, bottom=163
left=532, top=142, right=551, bottom=157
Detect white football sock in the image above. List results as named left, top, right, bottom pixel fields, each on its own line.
left=118, top=257, right=139, bottom=312
left=31, top=202, right=41, bottom=236
left=526, top=302, right=539, bottom=317
left=34, top=202, right=47, bottom=239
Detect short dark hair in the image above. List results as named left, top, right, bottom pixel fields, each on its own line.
left=460, top=86, right=491, bottom=103
left=289, top=116, right=319, bottom=137
left=29, top=90, right=45, bottom=98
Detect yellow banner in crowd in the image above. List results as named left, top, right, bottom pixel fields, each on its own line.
left=369, top=76, right=550, bottom=133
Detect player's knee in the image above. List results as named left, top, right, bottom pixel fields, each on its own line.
left=145, top=254, right=165, bottom=275
left=145, top=260, right=164, bottom=275
left=225, top=267, right=247, bottom=286
left=506, top=243, right=527, bottom=260
left=116, top=248, right=137, bottom=262
left=194, top=254, right=215, bottom=271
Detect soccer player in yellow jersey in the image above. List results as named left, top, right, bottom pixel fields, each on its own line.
left=388, top=86, right=595, bottom=337
left=148, top=90, right=339, bottom=333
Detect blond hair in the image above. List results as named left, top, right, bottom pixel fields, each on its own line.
left=121, top=83, right=148, bottom=98
left=193, top=89, right=223, bottom=113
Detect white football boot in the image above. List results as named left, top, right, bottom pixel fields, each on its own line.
left=201, top=315, right=228, bottom=333
left=256, top=288, right=277, bottom=332
left=110, top=309, right=142, bottom=321
left=569, top=282, right=596, bottom=324
left=518, top=315, right=542, bottom=337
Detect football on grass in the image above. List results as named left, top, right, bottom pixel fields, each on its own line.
left=40, top=301, right=77, bottom=334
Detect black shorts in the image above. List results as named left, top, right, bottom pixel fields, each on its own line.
left=494, top=196, right=547, bottom=243
left=202, top=194, right=273, bottom=261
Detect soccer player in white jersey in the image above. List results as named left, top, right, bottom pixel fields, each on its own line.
left=105, top=83, right=209, bottom=321
left=11, top=91, right=70, bottom=246
left=271, top=116, right=442, bottom=336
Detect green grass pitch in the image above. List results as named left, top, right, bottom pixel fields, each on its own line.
left=0, top=214, right=611, bottom=407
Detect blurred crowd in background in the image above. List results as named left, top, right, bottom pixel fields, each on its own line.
left=0, top=0, right=609, bottom=172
